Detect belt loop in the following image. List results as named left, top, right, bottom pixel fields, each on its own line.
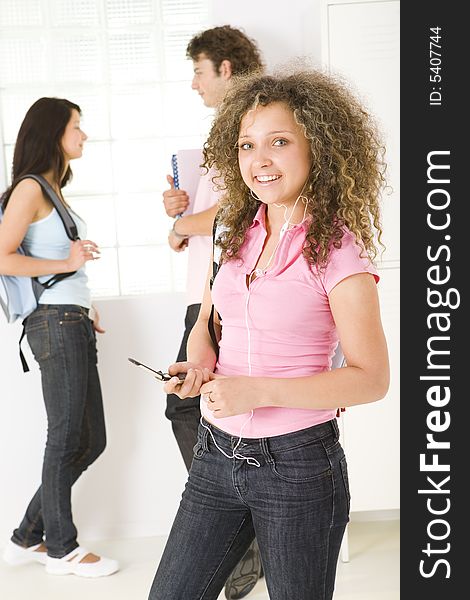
left=201, top=422, right=210, bottom=451
left=331, top=418, right=339, bottom=439
left=260, top=438, right=274, bottom=466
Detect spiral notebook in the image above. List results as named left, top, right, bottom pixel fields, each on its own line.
left=171, top=149, right=204, bottom=215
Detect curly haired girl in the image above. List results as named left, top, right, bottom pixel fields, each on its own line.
left=149, top=69, right=390, bottom=600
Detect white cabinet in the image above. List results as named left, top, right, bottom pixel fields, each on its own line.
left=322, top=0, right=400, bottom=512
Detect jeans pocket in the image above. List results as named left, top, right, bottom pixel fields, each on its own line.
left=26, top=320, right=51, bottom=361
left=60, top=310, right=85, bottom=325
left=270, top=439, right=332, bottom=483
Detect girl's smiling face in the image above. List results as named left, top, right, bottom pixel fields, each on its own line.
left=238, top=101, right=311, bottom=208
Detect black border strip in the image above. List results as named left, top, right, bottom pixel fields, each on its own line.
left=401, top=1, right=466, bottom=596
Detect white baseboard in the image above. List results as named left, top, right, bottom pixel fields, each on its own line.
left=350, top=509, right=400, bottom=522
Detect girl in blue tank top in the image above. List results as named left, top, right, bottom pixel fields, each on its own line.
left=0, top=98, right=118, bottom=577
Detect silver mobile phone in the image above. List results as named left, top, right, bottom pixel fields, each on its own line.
left=128, top=357, right=185, bottom=382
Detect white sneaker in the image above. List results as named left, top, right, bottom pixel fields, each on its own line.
left=2, top=540, right=47, bottom=566
left=45, top=546, right=119, bottom=577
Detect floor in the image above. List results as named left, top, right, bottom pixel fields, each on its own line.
left=0, top=519, right=399, bottom=599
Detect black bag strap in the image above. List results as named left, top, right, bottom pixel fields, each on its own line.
left=209, top=216, right=220, bottom=291
left=19, top=323, right=29, bottom=373
left=208, top=216, right=221, bottom=358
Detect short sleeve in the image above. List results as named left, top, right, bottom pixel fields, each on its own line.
left=321, top=229, right=379, bottom=295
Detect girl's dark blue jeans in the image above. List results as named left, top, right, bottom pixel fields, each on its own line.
left=149, top=417, right=350, bottom=600
left=11, top=304, right=106, bottom=558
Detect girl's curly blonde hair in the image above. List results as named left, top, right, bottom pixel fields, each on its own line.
left=203, top=68, right=387, bottom=268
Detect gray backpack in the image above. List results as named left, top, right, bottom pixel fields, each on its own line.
left=0, top=174, right=79, bottom=370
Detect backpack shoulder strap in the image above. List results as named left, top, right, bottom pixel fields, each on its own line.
left=16, top=174, right=79, bottom=241
left=15, top=175, right=79, bottom=290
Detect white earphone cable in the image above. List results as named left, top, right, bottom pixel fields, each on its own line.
left=202, top=189, right=311, bottom=469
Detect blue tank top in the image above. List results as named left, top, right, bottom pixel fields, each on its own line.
left=22, top=207, right=91, bottom=308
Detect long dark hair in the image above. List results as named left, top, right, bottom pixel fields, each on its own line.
left=2, top=97, right=81, bottom=208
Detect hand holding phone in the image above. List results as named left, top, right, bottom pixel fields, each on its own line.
left=128, top=358, right=186, bottom=382
left=159, top=362, right=213, bottom=400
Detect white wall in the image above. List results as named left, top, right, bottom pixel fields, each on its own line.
left=321, top=0, right=400, bottom=512
left=0, top=295, right=189, bottom=542
left=210, top=0, right=322, bottom=70
left=0, top=0, right=399, bottom=544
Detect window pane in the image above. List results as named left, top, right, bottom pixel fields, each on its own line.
left=162, top=82, right=212, bottom=137
left=0, top=91, right=44, bottom=144
left=116, top=193, right=169, bottom=246
left=69, top=196, right=117, bottom=248
left=67, top=142, right=113, bottom=195
left=161, top=0, right=208, bottom=25
left=110, top=87, right=163, bottom=139
left=51, top=35, right=103, bottom=83
left=56, top=91, right=110, bottom=140
left=49, top=0, right=99, bottom=28
left=108, top=32, right=160, bottom=83
left=86, top=247, right=120, bottom=297
left=106, top=0, right=155, bottom=27
left=119, top=246, right=172, bottom=295
left=162, top=136, right=208, bottom=160
left=0, top=0, right=42, bottom=27
left=162, top=28, right=199, bottom=80
left=0, top=0, right=210, bottom=298
left=111, top=140, right=166, bottom=193
left=0, top=36, right=46, bottom=84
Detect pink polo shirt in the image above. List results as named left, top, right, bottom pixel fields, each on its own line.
left=201, top=204, right=379, bottom=438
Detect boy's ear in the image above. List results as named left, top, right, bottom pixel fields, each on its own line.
left=218, top=59, right=233, bottom=80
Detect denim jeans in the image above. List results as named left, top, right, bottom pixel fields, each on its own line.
left=165, top=303, right=202, bottom=471
left=11, top=304, right=106, bottom=558
left=149, top=418, right=350, bottom=600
